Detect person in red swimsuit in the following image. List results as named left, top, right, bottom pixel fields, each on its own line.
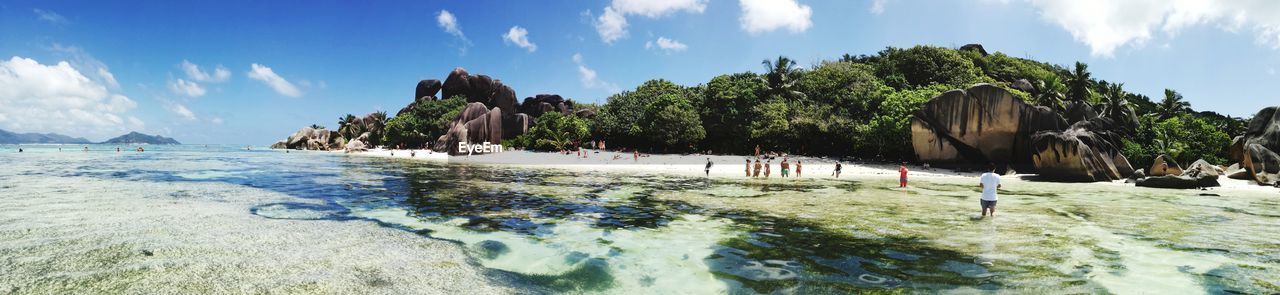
left=898, top=162, right=909, bottom=188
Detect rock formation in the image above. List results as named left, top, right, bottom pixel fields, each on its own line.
left=273, top=127, right=342, bottom=150
left=427, top=68, right=589, bottom=155
left=911, top=84, right=1069, bottom=174
left=1147, top=155, right=1183, bottom=177
left=345, top=132, right=370, bottom=152
left=1230, top=106, right=1280, bottom=185
left=1133, top=157, right=1221, bottom=189
left=1135, top=158, right=1221, bottom=189
left=912, top=83, right=1137, bottom=181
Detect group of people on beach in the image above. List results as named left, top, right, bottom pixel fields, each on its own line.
left=742, top=157, right=806, bottom=178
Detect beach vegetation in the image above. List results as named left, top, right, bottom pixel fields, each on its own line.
left=513, top=112, right=590, bottom=151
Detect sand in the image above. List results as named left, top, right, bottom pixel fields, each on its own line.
left=350, top=148, right=1280, bottom=195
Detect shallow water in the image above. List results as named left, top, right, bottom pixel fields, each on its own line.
left=1, top=144, right=1277, bottom=294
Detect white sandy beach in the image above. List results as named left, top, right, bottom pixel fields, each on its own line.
left=346, top=148, right=1280, bottom=194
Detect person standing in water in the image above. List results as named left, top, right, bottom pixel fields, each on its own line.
left=764, top=160, right=772, bottom=178
left=780, top=158, right=790, bottom=178
left=899, top=162, right=909, bottom=188
left=745, top=159, right=751, bottom=177
left=753, top=159, right=762, bottom=177
left=979, top=163, right=1002, bottom=218
left=832, top=162, right=842, bottom=178
left=705, top=158, right=713, bottom=177
left=795, top=160, right=802, bottom=178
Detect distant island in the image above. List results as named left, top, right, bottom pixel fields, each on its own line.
left=100, top=132, right=181, bottom=145
left=0, top=129, right=92, bottom=144
left=2, top=129, right=181, bottom=145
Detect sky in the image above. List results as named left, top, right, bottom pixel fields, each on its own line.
left=2, top=0, right=1280, bottom=144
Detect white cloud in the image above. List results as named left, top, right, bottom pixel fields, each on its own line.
left=180, top=60, right=230, bottom=83
left=210, top=117, right=224, bottom=125
left=645, top=37, right=688, bottom=53
left=165, top=102, right=197, bottom=121
left=49, top=44, right=119, bottom=90
left=96, top=67, right=119, bottom=88
left=0, top=56, right=141, bottom=138
left=168, top=78, right=206, bottom=97
left=502, top=26, right=538, bottom=52
left=1020, top=0, right=1280, bottom=57
left=870, top=0, right=888, bottom=14
left=437, top=10, right=472, bottom=55
left=595, top=7, right=630, bottom=44
left=33, top=8, right=68, bottom=25
left=593, top=0, right=707, bottom=43
left=572, top=53, right=621, bottom=94
left=247, top=63, right=302, bottom=98
left=611, top=0, right=707, bottom=17
left=738, top=0, right=813, bottom=34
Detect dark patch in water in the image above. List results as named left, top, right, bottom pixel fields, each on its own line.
left=249, top=202, right=354, bottom=221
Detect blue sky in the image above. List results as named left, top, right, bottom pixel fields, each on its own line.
left=2, top=0, right=1279, bottom=144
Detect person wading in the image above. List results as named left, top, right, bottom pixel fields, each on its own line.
left=978, top=163, right=1002, bottom=218
left=899, top=162, right=909, bottom=188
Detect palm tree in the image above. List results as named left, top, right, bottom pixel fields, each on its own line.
left=367, top=111, right=389, bottom=146
left=760, top=56, right=805, bottom=100
left=309, top=124, right=325, bottom=130
left=1158, top=89, right=1191, bottom=119
left=338, top=114, right=358, bottom=140
left=1034, top=75, right=1067, bottom=112
left=1100, top=82, right=1138, bottom=129
left=1065, top=62, right=1094, bottom=103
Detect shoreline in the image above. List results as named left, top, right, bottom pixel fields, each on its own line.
left=340, top=148, right=1280, bottom=194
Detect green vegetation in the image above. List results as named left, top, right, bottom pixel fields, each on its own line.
left=512, top=112, right=590, bottom=151
left=381, top=96, right=465, bottom=149
left=378, top=45, right=1246, bottom=165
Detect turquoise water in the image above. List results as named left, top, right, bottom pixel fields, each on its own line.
left=1, top=144, right=1277, bottom=294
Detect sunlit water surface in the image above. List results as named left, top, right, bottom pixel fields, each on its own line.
left=1, top=145, right=1277, bottom=294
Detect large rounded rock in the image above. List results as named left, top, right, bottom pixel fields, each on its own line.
left=492, top=84, right=518, bottom=116
left=1030, top=128, right=1127, bottom=181
left=1243, top=143, right=1280, bottom=184
left=415, top=79, right=442, bottom=101
left=1237, top=106, right=1280, bottom=185
left=468, top=75, right=496, bottom=104
left=1148, top=154, right=1183, bottom=177
left=504, top=113, right=531, bottom=139
left=912, top=83, right=1068, bottom=173
left=1062, top=101, right=1098, bottom=124
left=441, top=67, right=472, bottom=100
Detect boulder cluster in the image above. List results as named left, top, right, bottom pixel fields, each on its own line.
left=911, top=84, right=1133, bottom=181
left=408, top=67, right=590, bottom=155
left=1228, top=106, right=1280, bottom=186
left=270, top=127, right=342, bottom=150
left=1132, top=157, right=1223, bottom=189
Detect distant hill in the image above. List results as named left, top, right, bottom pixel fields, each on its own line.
left=100, top=132, right=181, bottom=145
left=0, top=129, right=93, bottom=144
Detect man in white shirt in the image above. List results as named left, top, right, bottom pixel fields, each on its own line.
left=978, top=163, right=1001, bottom=218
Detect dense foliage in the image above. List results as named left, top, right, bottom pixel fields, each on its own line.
left=377, top=44, right=1247, bottom=166
left=381, top=96, right=465, bottom=149
left=512, top=112, right=590, bottom=151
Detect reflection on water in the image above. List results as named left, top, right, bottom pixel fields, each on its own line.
left=1, top=144, right=1278, bottom=294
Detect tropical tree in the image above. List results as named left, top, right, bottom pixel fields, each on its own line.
left=309, top=124, right=325, bottom=130
left=1158, top=89, right=1191, bottom=119
left=760, top=56, right=805, bottom=101
left=1034, top=75, right=1067, bottom=111
left=1100, top=82, right=1138, bottom=130
left=513, top=112, right=590, bottom=151
left=337, top=114, right=359, bottom=140
left=1065, top=62, right=1094, bottom=103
